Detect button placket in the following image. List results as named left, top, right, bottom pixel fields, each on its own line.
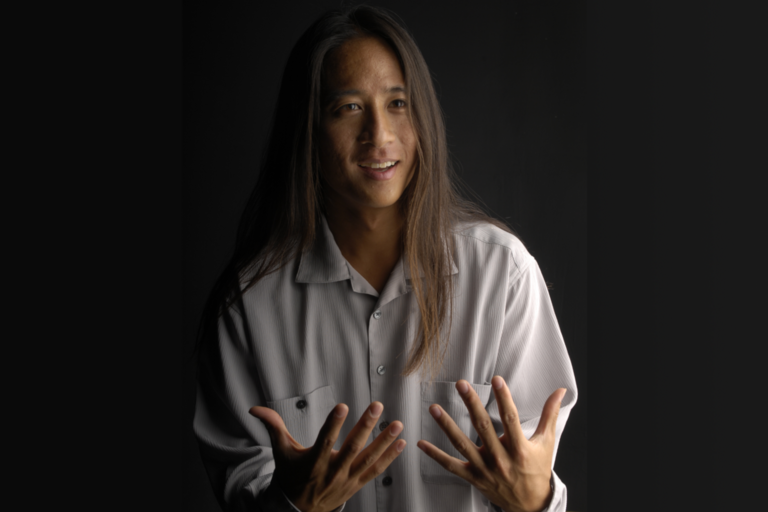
left=369, top=304, right=383, bottom=444
left=367, top=292, right=411, bottom=506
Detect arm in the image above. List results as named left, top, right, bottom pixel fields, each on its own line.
left=419, top=257, right=578, bottom=512
left=490, top=257, right=578, bottom=511
left=193, top=301, right=294, bottom=511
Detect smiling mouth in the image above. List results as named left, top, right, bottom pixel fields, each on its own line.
left=358, top=161, right=399, bottom=170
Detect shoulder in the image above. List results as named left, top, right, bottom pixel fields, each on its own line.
left=452, top=220, right=535, bottom=282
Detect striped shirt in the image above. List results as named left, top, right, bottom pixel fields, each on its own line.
left=194, top=213, right=578, bottom=512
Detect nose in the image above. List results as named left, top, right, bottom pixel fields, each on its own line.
left=359, top=105, right=395, bottom=148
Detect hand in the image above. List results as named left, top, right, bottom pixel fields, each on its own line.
left=417, top=377, right=566, bottom=512
left=249, top=402, right=406, bottom=512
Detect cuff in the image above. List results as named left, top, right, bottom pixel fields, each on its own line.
left=279, top=489, right=346, bottom=512
left=539, top=471, right=567, bottom=512
left=253, top=482, right=302, bottom=512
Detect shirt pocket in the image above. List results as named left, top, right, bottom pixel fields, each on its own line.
left=420, top=381, right=493, bottom=486
left=267, top=385, right=337, bottom=448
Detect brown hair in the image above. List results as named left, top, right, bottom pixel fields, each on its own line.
left=198, top=4, right=516, bottom=380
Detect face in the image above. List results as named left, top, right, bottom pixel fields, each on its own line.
left=318, top=36, right=417, bottom=215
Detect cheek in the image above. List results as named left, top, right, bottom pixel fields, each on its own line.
left=398, top=123, right=418, bottom=186
left=397, top=121, right=417, bottom=156
left=319, top=129, right=343, bottom=178
left=321, top=126, right=352, bottom=166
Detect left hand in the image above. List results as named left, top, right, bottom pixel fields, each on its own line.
left=417, top=376, right=566, bottom=512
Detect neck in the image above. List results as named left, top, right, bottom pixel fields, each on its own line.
left=323, top=199, right=404, bottom=265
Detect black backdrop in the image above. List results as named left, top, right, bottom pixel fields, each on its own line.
left=184, top=1, right=588, bottom=510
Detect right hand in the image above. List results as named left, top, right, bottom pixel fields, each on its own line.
left=249, top=402, right=405, bottom=512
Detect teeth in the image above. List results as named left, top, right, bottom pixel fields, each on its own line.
left=360, top=161, right=397, bottom=169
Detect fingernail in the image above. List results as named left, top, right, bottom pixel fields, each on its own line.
left=457, top=381, right=469, bottom=395
left=334, top=404, right=348, bottom=418
left=430, top=405, right=442, bottom=419
left=492, top=376, right=504, bottom=390
left=396, top=440, right=406, bottom=452
left=389, top=422, right=403, bottom=436
left=370, top=402, right=383, bottom=417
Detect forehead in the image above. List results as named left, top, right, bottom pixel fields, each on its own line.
left=323, top=36, right=404, bottom=91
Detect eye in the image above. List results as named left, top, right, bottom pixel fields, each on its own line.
left=341, top=103, right=360, bottom=111
left=392, top=99, right=407, bottom=108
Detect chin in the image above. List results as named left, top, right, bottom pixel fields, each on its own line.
left=370, top=190, right=407, bottom=207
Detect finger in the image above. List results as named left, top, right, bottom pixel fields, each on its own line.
left=532, top=388, right=567, bottom=442
left=311, top=403, right=349, bottom=466
left=427, top=404, right=485, bottom=468
left=491, top=375, right=527, bottom=450
left=416, top=439, right=474, bottom=483
left=357, top=438, right=407, bottom=485
left=349, top=420, right=403, bottom=478
left=455, top=380, right=504, bottom=453
left=249, top=406, right=301, bottom=453
left=334, top=402, right=384, bottom=469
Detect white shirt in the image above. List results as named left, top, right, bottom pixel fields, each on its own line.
left=194, top=213, right=578, bottom=512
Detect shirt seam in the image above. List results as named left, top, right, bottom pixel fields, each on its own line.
left=454, top=232, right=531, bottom=283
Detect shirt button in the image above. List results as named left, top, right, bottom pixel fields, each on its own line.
left=373, top=310, right=382, bottom=319
left=382, top=476, right=393, bottom=487
left=296, top=400, right=307, bottom=410
left=379, top=421, right=389, bottom=431
left=377, top=365, right=386, bottom=375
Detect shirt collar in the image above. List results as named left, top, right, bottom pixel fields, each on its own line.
left=403, top=251, right=459, bottom=281
left=294, top=213, right=351, bottom=284
left=295, top=213, right=459, bottom=290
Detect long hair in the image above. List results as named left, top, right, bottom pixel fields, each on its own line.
left=197, top=4, right=515, bottom=380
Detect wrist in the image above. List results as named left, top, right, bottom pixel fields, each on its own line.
left=501, top=473, right=555, bottom=512
left=528, top=474, right=555, bottom=512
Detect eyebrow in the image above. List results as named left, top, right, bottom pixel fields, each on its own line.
left=322, top=85, right=407, bottom=106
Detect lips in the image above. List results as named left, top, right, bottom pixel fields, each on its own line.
left=358, top=161, right=399, bottom=181
left=358, top=160, right=399, bottom=169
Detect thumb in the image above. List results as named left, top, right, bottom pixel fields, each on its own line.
left=532, top=388, right=567, bottom=442
left=249, top=406, right=293, bottom=452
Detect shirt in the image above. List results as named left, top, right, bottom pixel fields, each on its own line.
left=193, top=213, right=578, bottom=512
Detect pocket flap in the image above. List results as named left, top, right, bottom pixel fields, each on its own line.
left=267, top=385, right=336, bottom=447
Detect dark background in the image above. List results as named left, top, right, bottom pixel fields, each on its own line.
left=184, top=0, right=588, bottom=510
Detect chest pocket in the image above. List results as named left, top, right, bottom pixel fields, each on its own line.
left=420, top=381, right=493, bottom=485
left=267, top=385, right=337, bottom=448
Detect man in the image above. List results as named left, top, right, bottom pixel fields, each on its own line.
left=194, top=5, right=577, bottom=512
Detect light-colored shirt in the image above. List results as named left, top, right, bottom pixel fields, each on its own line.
left=194, top=213, right=578, bottom=512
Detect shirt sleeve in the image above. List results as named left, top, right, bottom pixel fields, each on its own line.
left=193, top=299, right=302, bottom=512
left=484, top=254, right=579, bottom=512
